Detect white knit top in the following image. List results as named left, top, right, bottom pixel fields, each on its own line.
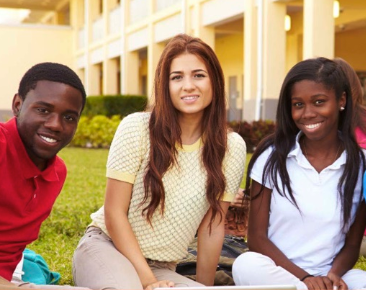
left=91, top=112, right=246, bottom=262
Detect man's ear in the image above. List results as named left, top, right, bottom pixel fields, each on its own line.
left=12, top=94, right=23, bottom=117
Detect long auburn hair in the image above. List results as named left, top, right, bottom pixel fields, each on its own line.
left=334, top=58, right=366, bottom=134
left=246, top=57, right=366, bottom=228
left=143, top=34, right=228, bottom=226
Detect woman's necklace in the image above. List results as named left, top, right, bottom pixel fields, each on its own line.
left=302, top=138, right=342, bottom=164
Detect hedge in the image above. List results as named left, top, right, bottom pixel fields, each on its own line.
left=70, top=114, right=275, bottom=151
left=69, top=115, right=121, bottom=148
left=229, top=120, right=276, bottom=153
left=83, top=95, right=148, bottom=117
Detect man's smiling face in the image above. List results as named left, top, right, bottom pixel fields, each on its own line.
left=13, top=80, right=83, bottom=170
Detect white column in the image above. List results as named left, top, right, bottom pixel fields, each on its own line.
left=121, top=0, right=128, bottom=94
left=242, top=0, right=258, bottom=122
left=261, top=0, right=286, bottom=120
left=303, top=0, right=334, bottom=59
left=181, top=0, right=188, bottom=34
left=192, top=2, right=215, bottom=49
left=84, top=0, right=90, bottom=95
left=102, top=0, right=109, bottom=94
left=147, top=0, right=155, bottom=98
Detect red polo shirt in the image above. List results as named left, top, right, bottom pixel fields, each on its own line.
left=0, top=118, right=66, bottom=281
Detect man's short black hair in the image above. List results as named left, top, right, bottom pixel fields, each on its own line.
left=18, top=62, right=86, bottom=110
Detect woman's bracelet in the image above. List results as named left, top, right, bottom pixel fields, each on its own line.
left=300, top=274, right=314, bottom=281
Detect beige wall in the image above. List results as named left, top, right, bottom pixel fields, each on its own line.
left=335, top=27, right=366, bottom=71
left=69, top=0, right=366, bottom=122
left=285, top=11, right=303, bottom=73
left=216, top=34, right=244, bottom=109
left=2, top=0, right=365, bottom=122
left=0, top=25, right=73, bottom=111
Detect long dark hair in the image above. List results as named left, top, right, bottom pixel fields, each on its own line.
left=246, top=57, right=366, bottom=228
left=143, top=34, right=227, bottom=226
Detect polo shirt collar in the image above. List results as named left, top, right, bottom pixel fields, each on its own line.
left=288, top=131, right=346, bottom=170
left=4, top=117, right=60, bottom=182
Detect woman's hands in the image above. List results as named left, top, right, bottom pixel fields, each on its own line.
left=327, top=272, right=348, bottom=290
left=105, top=179, right=170, bottom=290
left=231, top=188, right=245, bottom=206
left=144, top=279, right=174, bottom=290
left=231, top=188, right=250, bottom=207
left=302, top=273, right=347, bottom=290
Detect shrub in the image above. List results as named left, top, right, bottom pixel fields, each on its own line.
left=71, top=115, right=276, bottom=151
left=83, top=95, right=148, bottom=117
left=70, top=115, right=121, bottom=148
left=228, top=120, right=276, bottom=153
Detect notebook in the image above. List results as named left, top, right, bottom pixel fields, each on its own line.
left=157, top=285, right=297, bottom=290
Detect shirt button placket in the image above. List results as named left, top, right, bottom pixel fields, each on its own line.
left=34, top=176, right=38, bottom=198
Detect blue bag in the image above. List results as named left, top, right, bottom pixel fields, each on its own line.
left=22, top=249, right=61, bottom=285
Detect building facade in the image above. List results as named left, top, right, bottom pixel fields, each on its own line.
left=0, top=0, right=365, bottom=121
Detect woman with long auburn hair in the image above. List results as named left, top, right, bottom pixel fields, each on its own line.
left=232, top=57, right=366, bottom=289
left=72, top=33, right=246, bottom=290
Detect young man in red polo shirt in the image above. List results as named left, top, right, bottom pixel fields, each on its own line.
left=0, top=62, right=86, bottom=286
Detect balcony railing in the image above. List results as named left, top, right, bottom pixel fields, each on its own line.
left=130, top=0, right=148, bottom=24
left=78, top=27, right=85, bottom=49
left=92, top=17, right=103, bottom=42
left=156, top=0, right=181, bottom=12
left=109, top=5, right=121, bottom=35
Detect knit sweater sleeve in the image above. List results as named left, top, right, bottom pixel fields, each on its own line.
left=106, top=112, right=149, bottom=184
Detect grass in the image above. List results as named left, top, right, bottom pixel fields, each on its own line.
left=28, top=147, right=108, bottom=285
left=27, top=148, right=366, bottom=285
left=241, top=153, right=252, bottom=188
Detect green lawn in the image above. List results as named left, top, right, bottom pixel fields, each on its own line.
left=27, top=148, right=366, bottom=285
left=28, top=147, right=108, bottom=285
